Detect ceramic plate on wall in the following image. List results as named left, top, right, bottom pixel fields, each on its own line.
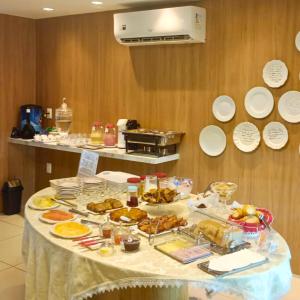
left=212, top=95, right=236, bottom=122
left=295, top=32, right=300, bottom=52
left=262, top=60, right=288, bottom=88
left=263, top=122, right=288, bottom=150
left=199, top=125, right=226, bottom=157
left=244, top=87, right=274, bottom=119
left=278, top=91, right=300, bottom=123
left=233, top=122, right=260, bottom=152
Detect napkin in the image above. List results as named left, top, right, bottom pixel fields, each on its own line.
left=208, top=249, right=266, bottom=272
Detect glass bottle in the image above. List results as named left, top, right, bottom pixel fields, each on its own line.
left=113, top=223, right=128, bottom=245
left=127, top=177, right=141, bottom=197
left=127, top=185, right=139, bottom=207
left=90, top=121, right=104, bottom=145
left=104, top=123, right=117, bottom=147
left=100, top=216, right=114, bottom=239
left=144, top=175, right=158, bottom=193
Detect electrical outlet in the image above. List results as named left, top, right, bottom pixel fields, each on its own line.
left=46, top=108, right=52, bottom=119
left=46, top=162, right=52, bottom=174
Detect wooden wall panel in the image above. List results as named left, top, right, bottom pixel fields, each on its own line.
left=0, top=15, right=36, bottom=211
left=36, top=0, right=300, bottom=273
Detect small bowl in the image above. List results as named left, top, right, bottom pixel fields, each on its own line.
left=122, top=235, right=141, bottom=252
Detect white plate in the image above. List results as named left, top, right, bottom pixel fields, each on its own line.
left=262, top=60, right=288, bottom=88
left=263, top=122, right=288, bottom=150
left=245, top=87, right=274, bottom=118
left=233, top=122, right=261, bottom=152
left=278, top=91, right=300, bottom=123
left=199, top=125, right=226, bottom=157
left=212, top=96, right=236, bottom=122
left=295, top=32, right=300, bottom=51
left=39, top=211, right=76, bottom=224
left=28, top=198, right=60, bottom=211
left=50, top=222, right=92, bottom=239
left=109, top=218, right=138, bottom=226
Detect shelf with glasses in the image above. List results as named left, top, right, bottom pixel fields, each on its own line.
left=8, top=138, right=180, bottom=165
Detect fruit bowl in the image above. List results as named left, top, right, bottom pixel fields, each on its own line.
left=228, top=208, right=273, bottom=233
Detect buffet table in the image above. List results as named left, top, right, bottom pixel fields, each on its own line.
left=23, top=188, right=292, bottom=300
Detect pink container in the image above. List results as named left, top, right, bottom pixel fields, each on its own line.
left=104, top=123, right=116, bottom=147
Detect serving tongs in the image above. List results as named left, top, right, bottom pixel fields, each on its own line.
left=51, top=197, right=77, bottom=208
left=148, top=219, right=161, bottom=246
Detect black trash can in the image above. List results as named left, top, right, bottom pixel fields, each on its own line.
left=2, top=179, right=23, bottom=215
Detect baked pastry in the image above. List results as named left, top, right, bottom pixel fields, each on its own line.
left=142, top=188, right=177, bottom=204
left=87, top=198, right=123, bottom=214
left=193, top=219, right=243, bottom=248
left=138, top=215, right=187, bottom=234
left=109, top=208, right=147, bottom=222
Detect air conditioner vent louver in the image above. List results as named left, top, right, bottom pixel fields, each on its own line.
left=120, top=35, right=192, bottom=44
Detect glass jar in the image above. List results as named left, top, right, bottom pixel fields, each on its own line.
left=90, top=121, right=104, bottom=145
left=55, top=98, right=72, bottom=135
left=100, top=217, right=114, bottom=238
left=154, top=172, right=168, bottom=189
left=113, top=223, right=129, bottom=245
left=127, top=185, right=139, bottom=207
left=99, top=241, right=114, bottom=256
left=121, top=233, right=141, bottom=252
left=104, top=123, right=117, bottom=147
left=140, top=175, right=146, bottom=196
left=127, top=177, right=141, bottom=197
left=144, top=175, right=158, bottom=193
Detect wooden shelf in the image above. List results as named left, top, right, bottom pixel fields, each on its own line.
left=8, top=138, right=180, bottom=165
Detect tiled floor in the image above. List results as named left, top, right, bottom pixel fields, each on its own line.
left=0, top=213, right=299, bottom=300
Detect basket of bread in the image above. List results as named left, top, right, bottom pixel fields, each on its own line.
left=228, top=204, right=273, bottom=233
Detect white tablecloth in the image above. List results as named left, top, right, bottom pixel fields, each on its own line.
left=23, top=188, right=292, bottom=300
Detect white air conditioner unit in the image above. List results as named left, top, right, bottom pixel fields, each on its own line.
left=114, top=6, right=206, bottom=46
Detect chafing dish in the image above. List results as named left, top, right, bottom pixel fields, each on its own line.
left=123, top=129, right=184, bottom=157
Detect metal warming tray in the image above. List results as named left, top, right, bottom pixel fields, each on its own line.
left=123, top=129, right=184, bottom=146
left=123, top=129, right=185, bottom=157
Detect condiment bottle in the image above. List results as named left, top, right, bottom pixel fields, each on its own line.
left=104, top=123, right=117, bottom=147
left=90, top=121, right=104, bottom=145
left=113, top=223, right=128, bottom=245
left=127, top=185, right=139, bottom=207
left=127, top=177, right=141, bottom=197
left=100, top=216, right=114, bottom=238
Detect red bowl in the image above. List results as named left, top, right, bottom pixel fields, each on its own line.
left=228, top=208, right=273, bottom=233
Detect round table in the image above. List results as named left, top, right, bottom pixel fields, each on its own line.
left=23, top=188, right=292, bottom=300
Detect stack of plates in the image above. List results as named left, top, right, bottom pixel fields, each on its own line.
left=82, top=177, right=106, bottom=193
left=55, top=182, right=81, bottom=199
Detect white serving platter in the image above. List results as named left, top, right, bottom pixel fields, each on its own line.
left=39, top=211, right=76, bottom=224
left=50, top=222, right=92, bottom=239
left=244, top=87, right=274, bottom=118
left=28, top=197, right=60, bottom=211
left=199, top=125, right=227, bottom=157
left=262, top=60, right=288, bottom=88
left=263, top=122, right=288, bottom=150
left=278, top=91, right=300, bottom=123
left=212, top=95, right=236, bottom=122
left=233, top=122, right=261, bottom=152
